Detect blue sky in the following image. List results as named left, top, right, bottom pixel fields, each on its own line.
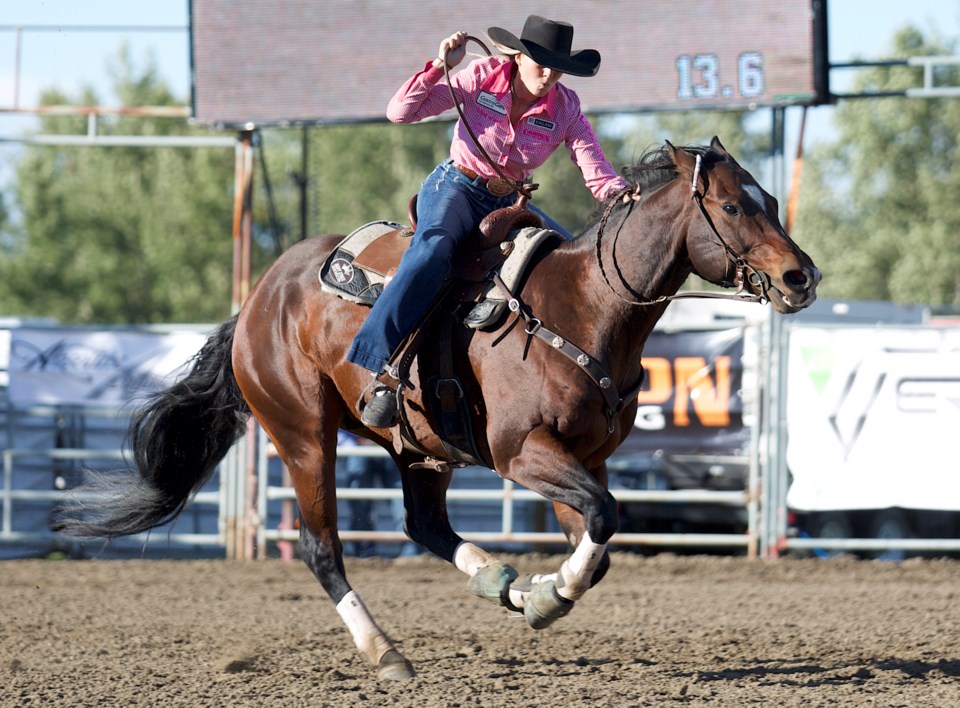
left=1, top=2, right=958, bottom=152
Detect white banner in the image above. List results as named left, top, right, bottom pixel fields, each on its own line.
left=7, top=328, right=210, bottom=407
left=786, top=326, right=960, bottom=512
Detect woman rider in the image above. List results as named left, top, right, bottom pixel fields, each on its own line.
left=349, top=15, right=629, bottom=427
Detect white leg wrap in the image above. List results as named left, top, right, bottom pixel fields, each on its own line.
left=336, top=591, right=394, bottom=666
left=453, top=541, right=498, bottom=577
left=557, top=532, right=606, bottom=601
left=508, top=587, right=526, bottom=610
left=508, top=573, right=558, bottom=610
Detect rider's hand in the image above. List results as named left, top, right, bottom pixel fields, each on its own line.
left=621, top=185, right=642, bottom=203
left=437, top=31, right=468, bottom=68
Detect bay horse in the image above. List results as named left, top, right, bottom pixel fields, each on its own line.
left=56, top=138, right=819, bottom=680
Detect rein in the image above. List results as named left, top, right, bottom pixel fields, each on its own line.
left=595, top=154, right=771, bottom=308
left=442, top=38, right=536, bottom=203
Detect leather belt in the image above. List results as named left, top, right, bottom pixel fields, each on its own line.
left=453, top=162, right=517, bottom=197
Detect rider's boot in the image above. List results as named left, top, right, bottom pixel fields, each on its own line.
left=359, top=366, right=401, bottom=428
left=360, top=385, right=399, bottom=428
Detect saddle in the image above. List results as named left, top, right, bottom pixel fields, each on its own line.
left=319, top=205, right=561, bottom=330
left=319, top=205, right=563, bottom=467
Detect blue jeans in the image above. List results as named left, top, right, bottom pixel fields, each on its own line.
left=346, top=159, right=569, bottom=373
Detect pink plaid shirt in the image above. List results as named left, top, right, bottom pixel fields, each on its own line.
left=386, top=56, right=628, bottom=201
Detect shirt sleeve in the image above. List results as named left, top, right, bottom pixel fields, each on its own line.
left=385, top=61, right=453, bottom=123
left=565, top=112, right=629, bottom=201
left=386, top=59, right=484, bottom=124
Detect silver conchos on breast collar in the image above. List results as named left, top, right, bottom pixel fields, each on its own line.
left=492, top=273, right=643, bottom=435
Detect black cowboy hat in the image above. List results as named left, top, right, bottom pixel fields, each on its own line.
left=487, top=15, right=601, bottom=77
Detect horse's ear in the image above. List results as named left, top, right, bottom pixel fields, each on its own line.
left=710, top=136, right=729, bottom=156
left=666, top=140, right=697, bottom=178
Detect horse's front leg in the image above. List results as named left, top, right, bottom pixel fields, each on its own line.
left=551, top=477, right=613, bottom=588
left=500, top=428, right=618, bottom=629
left=398, top=459, right=519, bottom=606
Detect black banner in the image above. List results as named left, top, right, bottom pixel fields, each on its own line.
left=616, top=328, right=748, bottom=457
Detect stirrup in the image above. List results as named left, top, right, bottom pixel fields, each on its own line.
left=360, top=385, right=399, bottom=428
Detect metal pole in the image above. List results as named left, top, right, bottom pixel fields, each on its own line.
left=785, top=106, right=807, bottom=233
left=761, top=106, right=790, bottom=558
left=299, top=125, right=309, bottom=243
left=3, top=450, right=12, bottom=535
left=13, top=26, right=21, bottom=108
left=759, top=107, right=783, bottom=558
left=745, top=323, right=761, bottom=559
left=228, top=129, right=259, bottom=560
left=232, top=433, right=248, bottom=561
left=222, top=445, right=237, bottom=558
left=243, top=417, right=257, bottom=560
left=231, top=127, right=255, bottom=314
left=759, top=309, right=774, bottom=558
left=240, top=131, right=256, bottom=305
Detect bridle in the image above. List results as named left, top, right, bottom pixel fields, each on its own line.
left=595, top=152, right=772, bottom=307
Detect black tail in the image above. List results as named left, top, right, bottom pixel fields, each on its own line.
left=54, top=316, right=251, bottom=538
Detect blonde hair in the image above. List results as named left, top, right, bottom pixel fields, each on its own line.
left=489, top=38, right=521, bottom=57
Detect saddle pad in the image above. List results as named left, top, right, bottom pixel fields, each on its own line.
left=486, top=227, right=558, bottom=304
left=319, top=220, right=408, bottom=306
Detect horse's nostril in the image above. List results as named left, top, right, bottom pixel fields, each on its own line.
left=784, top=269, right=809, bottom=291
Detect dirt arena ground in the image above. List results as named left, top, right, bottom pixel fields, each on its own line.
left=4, top=552, right=960, bottom=707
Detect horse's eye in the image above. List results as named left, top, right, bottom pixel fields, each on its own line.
left=723, top=204, right=739, bottom=216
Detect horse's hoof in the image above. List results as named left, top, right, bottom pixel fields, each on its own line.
left=377, top=649, right=415, bottom=681
left=468, top=561, right=518, bottom=606
left=524, top=579, right=574, bottom=630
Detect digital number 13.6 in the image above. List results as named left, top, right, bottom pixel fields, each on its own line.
left=676, top=52, right=764, bottom=100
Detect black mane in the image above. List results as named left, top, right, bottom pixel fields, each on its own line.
left=622, top=143, right=724, bottom=194
left=574, top=143, right=724, bottom=238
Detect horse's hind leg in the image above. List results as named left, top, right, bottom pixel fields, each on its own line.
left=246, top=385, right=414, bottom=680
left=398, top=458, right=519, bottom=607
left=299, top=523, right=414, bottom=680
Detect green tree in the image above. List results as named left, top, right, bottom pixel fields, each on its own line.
left=0, top=47, right=251, bottom=324
left=304, top=120, right=451, bottom=236
left=794, top=27, right=960, bottom=306
left=614, top=111, right=769, bottom=175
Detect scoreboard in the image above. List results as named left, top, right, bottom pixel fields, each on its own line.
left=191, top=0, right=829, bottom=127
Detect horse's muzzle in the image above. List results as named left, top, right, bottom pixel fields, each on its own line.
left=768, top=265, right=821, bottom=313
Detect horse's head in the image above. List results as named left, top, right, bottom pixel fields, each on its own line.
left=666, top=137, right=820, bottom=314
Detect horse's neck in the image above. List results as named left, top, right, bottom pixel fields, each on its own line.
left=605, top=186, right=692, bottom=301
left=596, top=190, right=690, bottom=313
left=544, top=193, right=692, bottom=374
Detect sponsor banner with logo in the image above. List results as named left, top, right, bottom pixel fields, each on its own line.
left=7, top=328, right=209, bottom=407
left=786, top=327, right=960, bottom=512
left=618, top=327, right=749, bottom=456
